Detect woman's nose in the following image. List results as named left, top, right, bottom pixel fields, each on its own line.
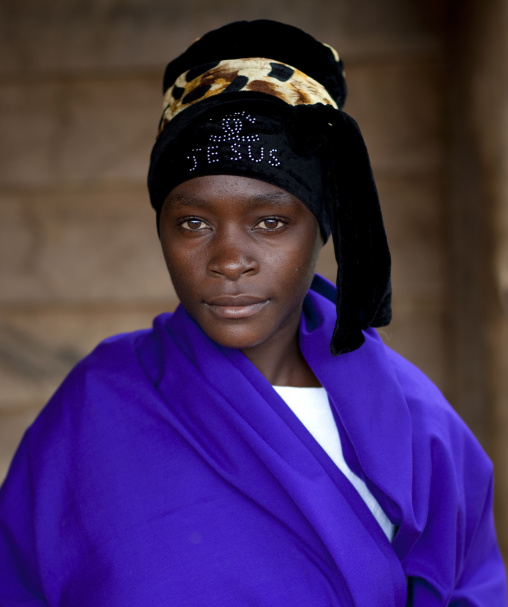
left=207, top=231, right=259, bottom=280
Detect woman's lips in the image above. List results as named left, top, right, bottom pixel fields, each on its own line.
left=204, top=296, right=269, bottom=319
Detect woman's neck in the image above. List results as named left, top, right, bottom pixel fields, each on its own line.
left=241, top=326, right=321, bottom=387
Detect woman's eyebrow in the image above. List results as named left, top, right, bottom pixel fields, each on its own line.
left=247, top=191, right=297, bottom=207
left=165, top=193, right=210, bottom=208
left=167, top=190, right=298, bottom=209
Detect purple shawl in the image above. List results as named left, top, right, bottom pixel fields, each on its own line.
left=0, top=276, right=505, bottom=605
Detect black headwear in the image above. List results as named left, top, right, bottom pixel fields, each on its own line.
left=147, top=19, right=392, bottom=355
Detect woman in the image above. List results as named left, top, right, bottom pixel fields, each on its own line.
left=0, top=20, right=506, bottom=606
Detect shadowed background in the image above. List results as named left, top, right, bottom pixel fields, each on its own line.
left=1, top=0, right=508, bottom=562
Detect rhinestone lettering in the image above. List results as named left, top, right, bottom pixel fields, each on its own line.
left=187, top=112, right=281, bottom=172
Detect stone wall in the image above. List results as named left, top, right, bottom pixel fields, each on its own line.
left=2, top=0, right=504, bottom=560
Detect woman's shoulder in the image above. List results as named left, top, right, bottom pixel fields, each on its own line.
left=379, top=338, right=488, bottom=463
left=382, top=342, right=450, bottom=412
left=25, top=313, right=174, bottom=445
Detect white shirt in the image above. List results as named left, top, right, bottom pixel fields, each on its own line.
left=273, top=385, right=395, bottom=542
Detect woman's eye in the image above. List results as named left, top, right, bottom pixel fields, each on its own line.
left=256, top=218, right=285, bottom=230
left=180, top=219, right=207, bottom=230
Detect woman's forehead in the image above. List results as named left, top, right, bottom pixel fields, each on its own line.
left=165, top=175, right=306, bottom=210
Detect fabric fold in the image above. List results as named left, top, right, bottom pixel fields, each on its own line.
left=0, top=276, right=504, bottom=605
left=157, top=294, right=407, bottom=606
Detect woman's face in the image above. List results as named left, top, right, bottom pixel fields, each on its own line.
left=159, top=174, right=323, bottom=352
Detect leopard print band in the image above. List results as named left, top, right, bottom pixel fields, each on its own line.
left=159, top=57, right=339, bottom=134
